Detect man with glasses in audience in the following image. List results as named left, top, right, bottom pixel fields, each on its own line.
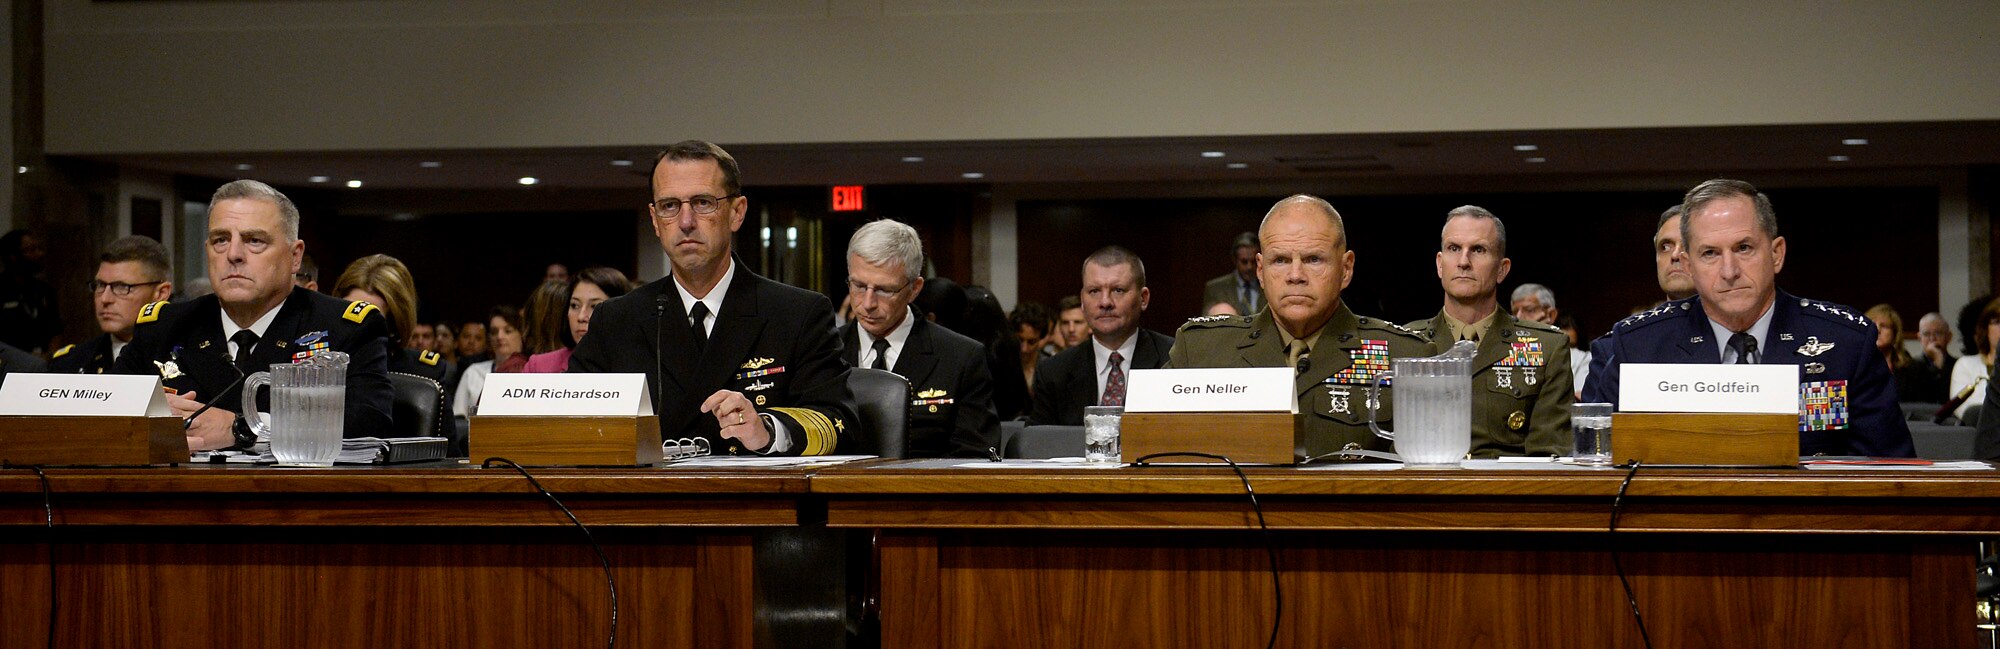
left=52, top=236, right=175, bottom=374
left=1028, top=246, right=1175, bottom=426
left=837, top=219, right=999, bottom=458
left=571, top=140, right=855, bottom=456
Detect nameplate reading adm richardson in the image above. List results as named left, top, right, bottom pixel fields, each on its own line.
left=1619, top=363, right=1798, bottom=414
left=478, top=373, right=654, bottom=416
left=1125, top=367, right=1295, bottom=413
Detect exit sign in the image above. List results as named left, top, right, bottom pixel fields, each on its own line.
left=831, top=185, right=866, bottom=212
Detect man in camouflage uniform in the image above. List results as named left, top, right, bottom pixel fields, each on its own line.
left=1404, top=206, right=1571, bottom=458
left=1169, top=194, right=1436, bottom=460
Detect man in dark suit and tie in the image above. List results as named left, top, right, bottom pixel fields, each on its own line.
left=1028, top=246, right=1175, bottom=426
left=1591, top=179, right=1913, bottom=457
left=835, top=219, right=999, bottom=458
left=570, top=140, right=855, bottom=456
left=1201, top=232, right=1262, bottom=315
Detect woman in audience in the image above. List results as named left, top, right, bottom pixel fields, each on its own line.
left=1865, top=304, right=1928, bottom=404
left=1948, top=299, right=2000, bottom=421
left=525, top=267, right=634, bottom=373
left=454, top=306, right=526, bottom=417
left=332, top=255, right=451, bottom=390
left=1007, top=302, right=1054, bottom=399
left=432, top=321, right=457, bottom=362
left=520, top=279, right=571, bottom=360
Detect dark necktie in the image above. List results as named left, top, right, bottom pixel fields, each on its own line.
left=1728, top=332, right=1759, bottom=364
left=1242, top=279, right=1260, bottom=312
left=1101, top=351, right=1127, bottom=407
left=231, top=330, right=261, bottom=375
left=870, top=338, right=890, bottom=370
left=688, top=302, right=710, bottom=351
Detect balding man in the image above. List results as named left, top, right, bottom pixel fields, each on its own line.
left=1580, top=204, right=1698, bottom=402
left=1170, top=195, right=1436, bottom=460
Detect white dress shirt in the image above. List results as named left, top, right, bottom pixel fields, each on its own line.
left=1708, top=302, right=1776, bottom=364
left=856, top=306, right=917, bottom=372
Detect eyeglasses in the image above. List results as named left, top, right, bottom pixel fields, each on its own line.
left=651, top=194, right=741, bottom=216
left=847, top=278, right=912, bottom=302
left=88, top=280, right=163, bottom=297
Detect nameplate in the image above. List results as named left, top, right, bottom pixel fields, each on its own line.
left=1618, top=363, right=1798, bottom=414
left=1125, top=368, right=1295, bottom=413
left=477, top=373, right=654, bottom=416
left=0, top=373, right=170, bottom=417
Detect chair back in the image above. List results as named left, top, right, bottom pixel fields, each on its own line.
left=389, top=372, right=445, bottom=439
left=1003, top=425, right=1085, bottom=459
left=847, top=367, right=911, bottom=458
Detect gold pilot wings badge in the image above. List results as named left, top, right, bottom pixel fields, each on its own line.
left=918, top=388, right=947, bottom=399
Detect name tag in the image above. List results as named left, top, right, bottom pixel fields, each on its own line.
left=478, top=373, right=653, bottom=416
left=1125, top=368, right=1295, bottom=413
left=1619, top=363, right=1797, bottom=414
left=0, top=373, right=170, bottom=416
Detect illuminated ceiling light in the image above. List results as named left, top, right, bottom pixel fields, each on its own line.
left=901, top=156, right=925, bottom=163
left=1841, top=138, right=1869, bottom=146
left=961, top=172, right=985, bottom=179
left=1514, top=144, right=1539, bottom=152
left=1200, top=151, right=1226, bottom=158
left=1828, top=155, right=1850, bottom=162
left=1226, top=162, right=1249, bottom=169
left=345, top=180, right=363, bottom=188
left=609, top=159, right=634, bottom=167
left=1524, top=157, right=1547, bottom=163
left=419, top=161, right=443, bottom=168
left=234, top=163, right=254, bottom=171
left=15, top=166, right=27, bottom=174
left=518, top=177, right=540, bottom=185
left=308, top=176, right=330, bottom=183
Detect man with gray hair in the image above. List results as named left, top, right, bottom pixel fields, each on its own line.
left=1590, top=179, right=1913, bottom=457
left=1907, top=312, right=1954, bottom=403
left=115, top=180, right=395, bottom=452
left=1509, top=283, right=1558, bottom=326
left=835, top=219, right=999, bottom=458
left=1405, top=206, right=1571, bottom=457
left=53, top=236, right=175, bottom=374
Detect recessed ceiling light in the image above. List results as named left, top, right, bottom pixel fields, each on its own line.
left=418, top=161, right=443, bottom=168
left=1841, top=138, right=1869, bottom=146
left=1524, top=157, right=1546, bottom=163
left=234, top=163, right=254, bottom=171
left=308, top=176, right=330, bottom=183
left=16, top=166, right=28, bottom=174
left=901, top=156, right=925, bottom=163
left=1200, top=151, right=1226, bottom=158
left=961, top=172, right=985, bottom=179
left=609, top=159, right=633, bottom=167
left=345, top=180, right=363, bottom=188
left=1514, top=144, right=1539, bottom=152
left=1828, top=155, right=1850, bottom=162
left=518, top=177, right=539, bottom=185
left=1226, top=162, right=1249, bottom=169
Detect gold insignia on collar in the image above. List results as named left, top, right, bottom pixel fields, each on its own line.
left=741, top=357, right=776, bottom=370
left=918, top=388, right=947, bottom=399
left=199, top=340, right=212, bottom=349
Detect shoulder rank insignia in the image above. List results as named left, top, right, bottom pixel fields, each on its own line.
left=137, top=300, right=168, bottom=324
left=1615, top=302, right=1679, bottom=330
left=1796, top=336, right=1835, bottom=357
left=1327, top=340, right=1392, bottom=384
left=418, top=350, right=440, bottom=366
left=1187, top=314, right=1232, bottom=324
left=1802, top=299, right=1869, bottom=328
left=343, top=300, right=379, bottom=324
left=52, top=344, right=74, bottom=359
left=740, top=357, right=775, bottom=370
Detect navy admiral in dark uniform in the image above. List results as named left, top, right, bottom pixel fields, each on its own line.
left=1586, top=179, right=1914, bottom=457
left=1028, top=246, right=1176, bottom=426
left=836, top=219, right=1000, bottom=458
left=570, top=140, right=855, bottom=456
left=113, top=180, right=395, bottom=451
left=53, top=236, right=176, bottom=375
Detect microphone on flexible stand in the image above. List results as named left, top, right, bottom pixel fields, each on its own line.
left=184, top=360, right=248, bottom=430
left=654, top=295, right=671, bottom=431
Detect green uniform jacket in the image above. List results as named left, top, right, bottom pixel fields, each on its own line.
left=1405, top=311, right=1573, bottom=458
left=1168, top=302, right=1437, bottom=459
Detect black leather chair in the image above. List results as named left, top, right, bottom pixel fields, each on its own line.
left=846, top=367, right=910, bottom=459
left=1003, top=425, right=1086, bottom=459
left=388, top=371, right=446, bottom=441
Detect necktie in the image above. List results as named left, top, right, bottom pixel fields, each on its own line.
left=870, top=338, right=890, bottom=370
left=1728, top=332, right=1759, bottom=364
left=1101, top=351, right=1126, bottom=407
left=1243, top=279, right=1260, bottom=312
left=230, top=330, right=261, bottom=375
left=688, top=302, right=710, bottom=351
left=1287, top=340, right=1309, bottom=370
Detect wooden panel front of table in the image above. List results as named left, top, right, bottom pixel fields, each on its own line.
left=0, top=464, right=812, bottom=648
left=816, top=463, right=2000, bottom=649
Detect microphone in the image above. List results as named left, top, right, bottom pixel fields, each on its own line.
left=1296, top=355, right=1310, bottom=375
left=184, top=360, right=248, bottom=430
left=654, top=295, right=671, bottom=431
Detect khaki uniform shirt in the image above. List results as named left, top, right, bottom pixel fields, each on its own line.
left=1406, top=310, right=1574, bottom=458
left=1169, top=302, right=1437, bottom=459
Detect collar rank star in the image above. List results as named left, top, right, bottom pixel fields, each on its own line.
left=1796, top=336, right=1836, bottom=357
left=913, top=388, right=953, bottom=413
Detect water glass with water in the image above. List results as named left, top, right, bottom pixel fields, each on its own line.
left=242, top=351, right=349, bottom=467
left=1083, top=405, right=1122, bottom=464
left=1571, top=402, right=1614, bottom=466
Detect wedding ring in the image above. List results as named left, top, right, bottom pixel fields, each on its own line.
left=736, top=412, right=745, bottom=426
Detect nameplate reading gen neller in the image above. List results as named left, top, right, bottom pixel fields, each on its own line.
left=0, top=373, right=170, bottom=417
left=478, top=373, right=653, bottom=416
left=1125, top=368, right=1296, bottom=413
left=1619, top=363, right=1798, bottom=414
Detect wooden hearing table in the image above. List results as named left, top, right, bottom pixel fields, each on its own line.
left=812, top=459, right=2000, bottom=649
left=0, top=461, right=817, bottom=648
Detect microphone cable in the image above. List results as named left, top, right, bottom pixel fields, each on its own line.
left=482, top=457, right=619, bottom=649
left=1609, top=460, right=1654, bottom=649
left=1133, top=452, right=1282, bottom=649
left=14, top=464, right=60, bottom=649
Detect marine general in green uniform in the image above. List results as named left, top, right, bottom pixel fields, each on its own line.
left=1403, top=206, right=1572, bottom=458
left=1169, top=194, right=1436, bottom=459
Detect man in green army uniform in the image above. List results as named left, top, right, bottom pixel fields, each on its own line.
left=1403, top=206, right=1572, bottom=457
left=1169, top=194, right=1437, bottom=460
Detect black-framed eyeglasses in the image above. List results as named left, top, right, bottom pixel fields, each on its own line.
left=650, top=194, right=741, bottom=216
left=847, top=278, right=912, bottom=302
left=88, top=280, right=163, bottom=297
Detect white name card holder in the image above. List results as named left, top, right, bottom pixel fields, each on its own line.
left=469, top=373, right=662, bottom=466
left=0, top=373, right=189, bottom=465
left=1614, top=363, right=1800, bottom=466
left=1121, top=368, right=1300, bottom=465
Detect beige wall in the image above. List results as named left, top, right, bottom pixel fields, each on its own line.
left=45, top=0, right=2000, bottom=155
